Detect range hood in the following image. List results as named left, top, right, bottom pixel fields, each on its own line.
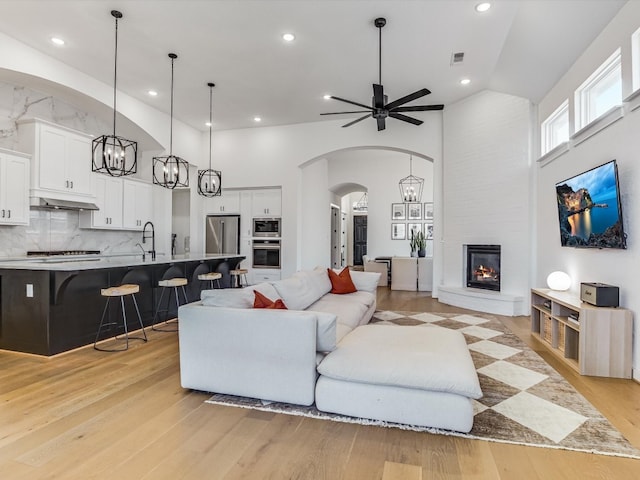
left=33, top=197, right=99, bottom=211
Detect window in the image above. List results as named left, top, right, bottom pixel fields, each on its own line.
left=541, top=100, right=569, bottom=154
left=632, top=27, right=640, bottom=92
left=574, top=48, right=622, bottom=129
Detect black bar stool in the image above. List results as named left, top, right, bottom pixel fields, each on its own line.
left=94, top=284, right=147, bottom=351
left=152, top=277, right=188, bottom=332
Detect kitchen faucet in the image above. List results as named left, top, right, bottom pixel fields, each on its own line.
left=142, top=221, right=156, bottom=261
left=135, top=242, right=146, bottom=261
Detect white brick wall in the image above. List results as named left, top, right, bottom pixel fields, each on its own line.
left=441, top=90, right=532, bottom=300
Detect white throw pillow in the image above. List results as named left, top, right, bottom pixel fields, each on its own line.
left=297, top=268, right=332, bottom=298
left=273, top=275, right=323, bottom=311
left=347, top=270, right=380, bottom=294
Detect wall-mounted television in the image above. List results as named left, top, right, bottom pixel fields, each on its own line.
left=555, top=160, right=626, bottom=249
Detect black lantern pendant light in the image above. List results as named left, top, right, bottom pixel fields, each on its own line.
left=398, top=155, right=424, bottom=203
left=197, top=82, right=222, bottom=197
left=92, top=10, right=138, bottom=176
left=153, top=53, right=189, bottom=189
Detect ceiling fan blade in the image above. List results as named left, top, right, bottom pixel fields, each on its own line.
left=389, top=112, right=423, bottom=126
left=342, top=114, right=371, bottom=128
left=320, top=110, right=371, bottom=116
left=329, top=95, right=373, bottom=111
left=392, top=104, right=445, bottom=112
left=384, top=88, right=431, bottom=110
left=373, top=84, right=385, bottom=108
left=377, top=116, right=386, bottom=131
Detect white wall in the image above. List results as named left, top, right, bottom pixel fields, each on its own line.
left=442, top=90, right=532, bottom=298
left=536, top=1, right=640, bottom=378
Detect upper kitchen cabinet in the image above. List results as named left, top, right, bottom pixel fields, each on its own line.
left=80, top=173, right=123, bottom=229
left=0, top=148, right=30, bottom=226
left=17, top=119, right=94, bottom=202
left=251, top=189, right=281, bottom=217
left=210, top=190, right=241, bottom=214
left=122, top=179, right=152, bottom=230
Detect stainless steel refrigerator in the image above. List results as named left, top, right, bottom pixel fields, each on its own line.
left=205, top=215, right=241, bottom=254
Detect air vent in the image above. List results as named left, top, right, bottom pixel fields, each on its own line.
left=451, top=52, right=465, bottom=65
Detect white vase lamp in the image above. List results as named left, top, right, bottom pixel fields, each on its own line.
left=546, top=271, right=571, bottom=291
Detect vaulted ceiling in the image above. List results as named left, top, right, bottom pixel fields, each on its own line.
left=0, top=0, right=627, bottom=132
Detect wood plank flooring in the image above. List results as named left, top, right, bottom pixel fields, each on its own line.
left=0, top=289, right=638, bottom=479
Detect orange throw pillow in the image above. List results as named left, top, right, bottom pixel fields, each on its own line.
left=327, top=268, right=357, bottom=294
left=253, top=290, right=288, bottom=309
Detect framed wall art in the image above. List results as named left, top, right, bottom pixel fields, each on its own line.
left=407, top=203, right=422, bottom=220
left=424, top=202, right=434, bottom=221
left=407, top=223, right=422, bottom=239
left=391, top=203, right=406, bottom=220
left=391, top=223, right=406, bottom=240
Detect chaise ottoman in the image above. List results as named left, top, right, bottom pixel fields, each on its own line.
left=315, top=324, right=482, bottom=432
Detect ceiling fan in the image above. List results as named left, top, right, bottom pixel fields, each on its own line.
left=321, top=17, right=444, bottom=131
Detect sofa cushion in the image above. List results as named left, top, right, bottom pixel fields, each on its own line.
left=253, top=290, right=288, bottom=309
left=308, top=295, right=368, bottom=330
left=201, top=282, right=280, bottom=308
left=314, top=311, right=338, bottom=352
left=318, top=324, right=483, bottom=399
left=349, top=270, right=381, bottom=294
left=327, top=268, right=357, bottom=294
left=295, top=268, right=332, bottom=299
left=272, top=274, right=324, bottom=311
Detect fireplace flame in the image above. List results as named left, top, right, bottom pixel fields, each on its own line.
left=474, top=264, right=499, bottom=281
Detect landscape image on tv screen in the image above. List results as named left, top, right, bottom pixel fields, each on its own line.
left=555, top=160, right=626, bottom=249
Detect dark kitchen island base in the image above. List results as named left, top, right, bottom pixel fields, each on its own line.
left=0, top=255, right=244, bottom=356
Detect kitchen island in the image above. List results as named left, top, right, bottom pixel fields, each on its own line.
left=0, top=253, right=244, bottom=355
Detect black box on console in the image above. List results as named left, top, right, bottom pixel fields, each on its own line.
left=580, top=282, right=619, bottom=307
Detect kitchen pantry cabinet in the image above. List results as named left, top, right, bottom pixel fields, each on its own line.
left=251, top=189, right=281, bottom=217
left=80, top=175, right=153, bottom=231
left=17, top=119, right=94, bottom=202
left=0, top=148, right=30, bottom=226
left=122, top=179, right=152, bottom=230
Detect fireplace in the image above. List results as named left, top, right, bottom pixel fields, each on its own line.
left=466, top=244, right=501, bottom=292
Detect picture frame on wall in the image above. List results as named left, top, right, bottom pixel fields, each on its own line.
left=425, top=223, right=434, bottom=240
left=407, top=223, right=422, bottom=239
left=407, top=203, right=422, bottom=220
left=424, top=202, right=434, bottom=221
left=391, top=223, right=406, bottom=240
left=391, top=203, right=406, bottom=220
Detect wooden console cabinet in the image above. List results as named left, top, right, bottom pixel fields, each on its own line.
left=530, top=288, right=632, bottom=378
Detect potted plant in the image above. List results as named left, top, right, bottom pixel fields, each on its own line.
left=409, top=231, right=418, bottom=257
left=416, top=230, right=427, bottom=257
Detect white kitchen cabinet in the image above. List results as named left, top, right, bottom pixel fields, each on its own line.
left=251, top=189, right=281, bottom=217
left=240, top=191, right=253, bottom=237
left=122, top=179, right=152, bottom=230
left=252, top=269, right=281, bottom=283
left=80, top=174, right=123, bottom=229
left=210, top=190, right=240, bottom=213
left=17, top=119, right=94, bottom=202
left=0, top=148, right=30, bottom=226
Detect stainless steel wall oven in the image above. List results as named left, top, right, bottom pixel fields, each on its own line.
left=252, top=239, right=281, bottom=269
left=253, top=217, right=281, bottom=237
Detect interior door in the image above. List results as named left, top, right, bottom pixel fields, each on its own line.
left=353, top=215, right=367, bottom=266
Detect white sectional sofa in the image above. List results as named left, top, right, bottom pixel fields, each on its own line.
left=178, top=268, right=380, bottom=406
left=178, top=267, right=482, bottom=432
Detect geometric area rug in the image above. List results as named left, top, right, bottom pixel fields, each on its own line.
left=206, top=311, right=640, bottom=459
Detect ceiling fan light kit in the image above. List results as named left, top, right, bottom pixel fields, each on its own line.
left=198, top=82, right=222, bottom=197
left=153, top=53, right=190, bottom=189
left=92, top=10, right=138, bottom=177
left=321, top=17, right=444, bottom=131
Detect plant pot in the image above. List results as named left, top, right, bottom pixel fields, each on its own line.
left=410, top=251, right=418, bottom=258
left=418, top=249, right=426, bottom=258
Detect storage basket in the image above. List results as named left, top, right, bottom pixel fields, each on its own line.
left=543, top=313, right=553, bottom=344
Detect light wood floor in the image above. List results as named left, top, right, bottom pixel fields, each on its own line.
left=1, top=289, right=639, bottom=479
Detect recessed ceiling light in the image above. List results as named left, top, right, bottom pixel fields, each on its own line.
left=282, top=33, right=295, bottom=42
left=323, top=94, right=332, bottom=100
left=254, top=116, right=262, bottom=122
left=147, top=90, right=158, bottom=96
left=205, top=122, right=212, bottom=127
left=475, top=2, right=491, bottom=13
left=460, top=78, right=471, bottom=85
left=50, top=37, right=65, bottom=46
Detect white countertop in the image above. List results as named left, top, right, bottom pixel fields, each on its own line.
left=0, top=253, right=244, bottom=271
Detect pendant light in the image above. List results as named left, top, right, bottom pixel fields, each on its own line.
left=398, top=155, right=424, bottom=203
left=92, top=10, right=137, bottom=177
left=153, top=53, right=189, bottom=189
left=197, top=82, right=222, bottom=197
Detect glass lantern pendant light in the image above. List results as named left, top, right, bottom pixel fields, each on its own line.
left=398, top=155, right=424, bottom=203
left=197, top=82, right=222, bottom=197
left=153, top=53, right=189, bottom=189
left=92, top=10, right=138, bottom=176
